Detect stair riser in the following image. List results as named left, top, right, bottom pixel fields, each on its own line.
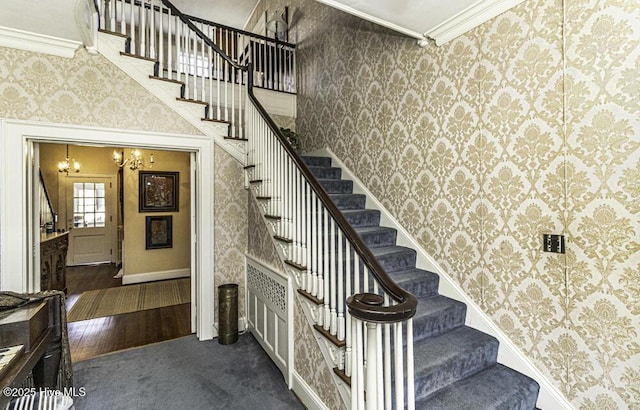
left=393, top=277, right=439, bottom=299
left=319, top=179, right=354, bottom=194
left=413, top=304, right=466, bottom=341
left=308, top=166, right=342, bottom=179
left=302, top=156, right=332, bottom=167
left=329, top=194, right=366, bottom=210
left=414, top=341, right=499, bottom=400
left=320, top=229, right=397, bottom=249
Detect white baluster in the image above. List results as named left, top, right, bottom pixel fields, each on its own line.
left=149, top=0, right=155, bottom=59
left=329, top=219, right=337, bottom=336
left=407, top=317, right=415, bottom=410
left=129, top=0, right=135, bottom=54
left=337, top=229, right=345, bottom=341
left=384, top=295, right=392, bottom=410
left=322, top=208, right=330, bottom=329
left=366, top=322, right=379, bottom=410
left=167, top=8, right=172, bottom=79
left=119, top=0, right=126, bottom=35
left=345, top=241, right=352, bottom=376
left=109, top=0, right=115, bottom=32
left=394, top=321, right=404, bottom=410
left=207, top=25, right=214, bottom=119
left=140, top=0, right=146, bottom=57
left=354, top=319, right=365, bottom=410
left=157, top=1, right=163, bottom=76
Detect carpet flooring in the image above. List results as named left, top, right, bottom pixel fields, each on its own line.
left=72, top=333, right=303, bottom=410
left=68, top=278, right=190, bottom=322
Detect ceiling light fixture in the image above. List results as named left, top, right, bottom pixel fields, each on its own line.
left=113, top=149, right=154, bottom=171
left=58, top=144, right=80, bottom=175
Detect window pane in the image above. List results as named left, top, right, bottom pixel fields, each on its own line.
left=84, top=183, right=94, bottom=195
left=95, top=213, right=105, bottom=227
left=73, top=198, right=84, bottom=213
left=73, top=214, right=83, bottom=228
left=85, top=198, right=95, bottom=212
left=73, top=183, right=83, bottom=197
left=96, top=198, right=105, bottom=212
left=96, top=183, right=105, bottom=198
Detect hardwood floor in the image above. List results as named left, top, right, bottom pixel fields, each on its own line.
left=66, top=264, right=192, bottom=362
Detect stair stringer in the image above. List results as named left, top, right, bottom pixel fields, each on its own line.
left=95, top=31, right=246, bottom=163
left=305, top=147, right=573, bottom=410
left=246, top=188, right=351, bottom=409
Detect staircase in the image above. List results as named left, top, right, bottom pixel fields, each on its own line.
left=86, top=0, right=543, bottom=408
left=299, top=155, right=540, bottom=409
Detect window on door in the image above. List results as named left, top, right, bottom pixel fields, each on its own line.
left=73, top=182, right=106, bottom=228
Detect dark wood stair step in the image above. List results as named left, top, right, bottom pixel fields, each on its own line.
left=313, top=324, right=345, bottom=348
left=297, top=289, right=323, bottom=305
left=149, top=75, right=184, bottom=85
left=120, top=51, right=157, bottom=62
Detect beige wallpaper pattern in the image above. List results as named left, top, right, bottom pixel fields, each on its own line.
left=0, top=46, right=201, bottom=134
left=214, top=145, right=249, bottom=319
left=249, top=0, right=639, bottom=407
left=0, top=46, right=250, bottom=325
left=247, top=190, right=343, bottom=407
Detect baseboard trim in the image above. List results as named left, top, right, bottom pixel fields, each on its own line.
left=290, top=371, right=330, bottom=410
left=122, top=268, right=190, bottom=284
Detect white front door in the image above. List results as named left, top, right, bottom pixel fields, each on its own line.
left=65, top=176, right=115, bottom=265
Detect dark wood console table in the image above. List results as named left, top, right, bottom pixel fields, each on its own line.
left=40, top=232, right=69, bottom=293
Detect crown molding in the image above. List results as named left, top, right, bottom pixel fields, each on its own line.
left=0, top=25, right=82, bottom=58
left=426, top=0, right=526, bottom=45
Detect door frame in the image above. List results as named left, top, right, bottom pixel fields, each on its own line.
left=61, top=173, right=117, bottom=266
left=0, top=119, right=216, bottom=340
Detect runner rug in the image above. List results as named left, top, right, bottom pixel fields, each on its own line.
left=67, top=278, right=190, bottom=322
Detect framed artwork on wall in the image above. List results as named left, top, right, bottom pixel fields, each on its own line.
left=139, top=171, right=179, bottom=212
left=145, top=215, right=173, bottom=249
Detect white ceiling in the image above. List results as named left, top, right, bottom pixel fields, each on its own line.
left=0, top=0, right=523, bottom=47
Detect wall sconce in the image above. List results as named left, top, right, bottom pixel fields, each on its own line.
left=58, top=144, right=80, bottom=175
left=113, top=149, right=154, bottom=170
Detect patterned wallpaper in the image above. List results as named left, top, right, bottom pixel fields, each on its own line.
left=252, top=0, right=639, bottom=407
left=0, top=46, right=249, bottom=325
left=247, top=190, right=344, bottom=407
left=214, top=145, right=249, bottom=319
left=0, top=46, right=201, bottom=134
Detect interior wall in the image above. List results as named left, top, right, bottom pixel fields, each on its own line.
left=252, top=0, right=639, bottom=407
left=122, top=149, right=191, bottom=277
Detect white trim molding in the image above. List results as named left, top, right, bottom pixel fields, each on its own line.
left=0, top=25, right=81, bottom=58
left=0, top=119, right=216, bottom=341
left=122, top=268, right=191, bottom=285
left=290, top=371, right=331, bottom=410
left=426, top=0, right=526, bottom=45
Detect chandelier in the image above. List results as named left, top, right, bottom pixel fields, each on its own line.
left=113, top=149, right=154, bottom=170
left=58, top=144, right=80, bottom=175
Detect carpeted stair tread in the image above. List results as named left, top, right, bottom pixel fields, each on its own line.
left=308, top=166, right=342, bottom=180
left=302, top=156, right=331, bottom=167
left=387, top=268, right=439, bottom=298
left=354, top=226, right=398, bottom=248
left=412, top=295, right=467, bottom=340
left=319, top=178, right=354, bottom=194
left=369, top=246, right=417, bottom=273
left=329, top=193, right=366, bottom=210
left=341, top=209, right=381, bottom=227
left=413, top=326, right=499, bottom=399
left=416, top=363, right=540, bottom=410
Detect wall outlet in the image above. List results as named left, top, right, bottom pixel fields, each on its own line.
left=543, top=234, right=565, bottom=254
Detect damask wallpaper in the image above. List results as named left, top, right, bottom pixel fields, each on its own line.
left=0, top=46, right=201, bottom=134
left=214, top=145, right=249, bottom=319
left=0, top=45, right=249, bottom=324
left=252, top=0, right=639, bottom=407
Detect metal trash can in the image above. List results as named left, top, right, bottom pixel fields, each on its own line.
left=218, top=283, right=238, bottom=345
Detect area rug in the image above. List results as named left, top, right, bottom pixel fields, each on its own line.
left=67, top=278, right=190, bottom=322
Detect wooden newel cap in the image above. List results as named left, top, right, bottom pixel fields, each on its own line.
left=357, top=293, right=384, bottom=306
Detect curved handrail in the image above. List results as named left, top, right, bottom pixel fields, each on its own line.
left=244, top=63, right=417, bottom=324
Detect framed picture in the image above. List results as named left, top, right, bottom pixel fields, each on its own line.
left=139, top=171, right=179, bottom=212
left=145, top=216, right=173, bottom=249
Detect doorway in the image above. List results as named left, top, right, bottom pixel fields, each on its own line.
left=0, top=119, right=216, bottom=340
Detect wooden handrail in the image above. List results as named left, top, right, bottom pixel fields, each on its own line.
left=245, top=63, right=418, bottom=324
